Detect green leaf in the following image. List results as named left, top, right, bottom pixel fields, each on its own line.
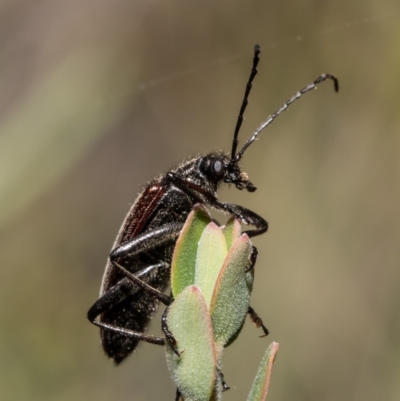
left=168, top=207, right=270, bottom=401
left=247, top=342, right=279, bottom=401
left=222, top=217, right=241, bottom=249
left=171, top=204, right=211, bottom=298
left=165, top=285, right=217, bottom=401
left=209, top=234, right=254, bottom=349
left=194, top=222, right=228, bottom=308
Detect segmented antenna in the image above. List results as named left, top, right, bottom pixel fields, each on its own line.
left=231, top=44, right=261, bottom=160
left=233, top=73, right=339, bottom=163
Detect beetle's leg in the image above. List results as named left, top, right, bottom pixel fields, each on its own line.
left=87, top=223, right=183, bottom=354
left=246, top=245, right=258, bottom=273
left=88, top=277, right=135, bottom=322
left=87, top=264, right=164, bottom=323
left=212, top=202, right=268, bottom=237
left=111, top=260, right=171, bottom=305
left=243, top=249, right=268, bottom=337
left=248, top=306, right=269, bottom=337
left=109, top=222, right=184, bottom=305
left=87, top=265, right=169, bottom=346
left=92, top=320, right=166, bottom=346
left=161, top=305, right=182, bottom=357
left=166, top=173, right=268, bottom=237
left=218, top=370, right=230, bottom=392
left=111, top=222, right=183, bottom=260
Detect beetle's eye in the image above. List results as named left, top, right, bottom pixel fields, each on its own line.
left=213, top=160, right=224, bottom=178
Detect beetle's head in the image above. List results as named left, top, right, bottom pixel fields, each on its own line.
left=196, top=153, right=257, bottom=192
left=193, top=45, right=338, bottom=197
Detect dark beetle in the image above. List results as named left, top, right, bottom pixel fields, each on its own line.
left=87, top=45, right=339, bottom=364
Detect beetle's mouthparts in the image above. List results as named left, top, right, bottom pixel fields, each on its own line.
left=234, top=172, right=257, bottom=192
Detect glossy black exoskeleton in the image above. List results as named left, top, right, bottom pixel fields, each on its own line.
left=87, top=45, right=339, bottom=364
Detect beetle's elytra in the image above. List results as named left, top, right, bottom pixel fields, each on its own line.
left=87, top=45, right=339, bottom=364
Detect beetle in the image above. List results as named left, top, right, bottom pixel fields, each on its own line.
left=87, top=44, right=339, bottom=364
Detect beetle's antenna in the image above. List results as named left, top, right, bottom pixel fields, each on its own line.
left=233, top=73, right=339, bottom=163
left=231, top=44, right=261, bottom=160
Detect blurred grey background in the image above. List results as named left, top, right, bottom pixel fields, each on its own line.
left=1, top=1, right=399, bottom=400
